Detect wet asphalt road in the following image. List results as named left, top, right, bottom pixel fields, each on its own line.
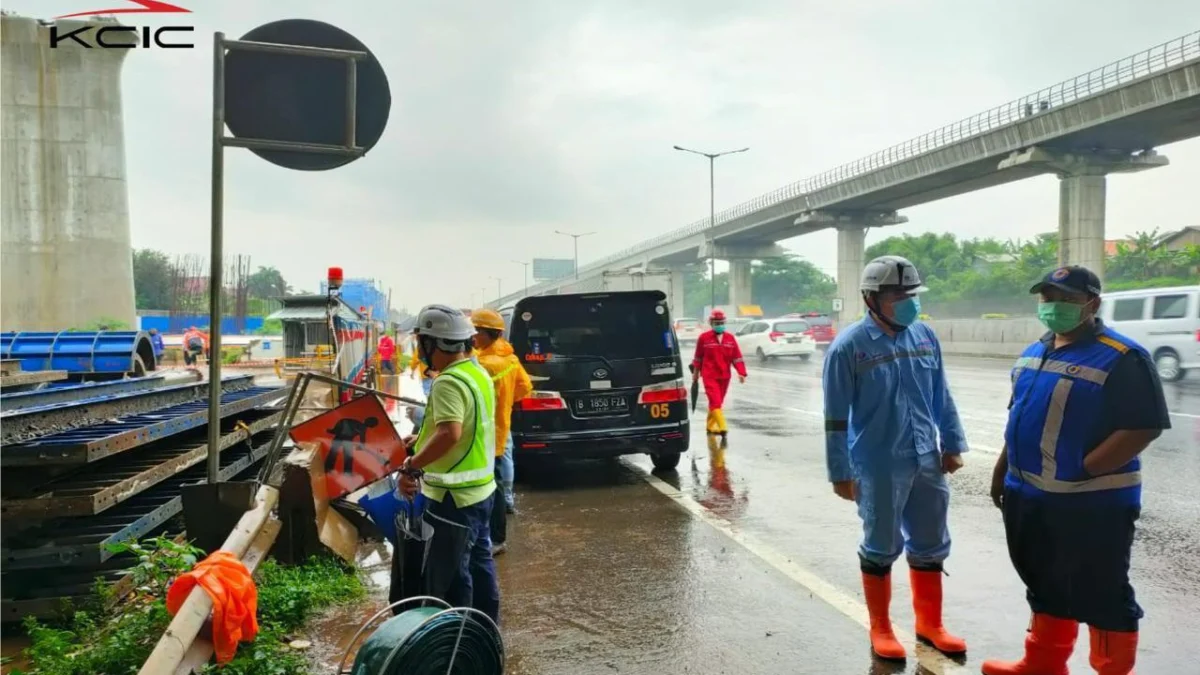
left=609, top=354, right=1199, bottom=674
left=319, top=364, right=1198, bottom=674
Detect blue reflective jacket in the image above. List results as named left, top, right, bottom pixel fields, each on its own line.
left=823, top=318, right=967, bottom=482
left=1003, top=326, right=1143, bottom=506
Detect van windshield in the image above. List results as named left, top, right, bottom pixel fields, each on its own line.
left=803, top=315, right=832, bottom=326
left=514, top=295, right=673, bottom=360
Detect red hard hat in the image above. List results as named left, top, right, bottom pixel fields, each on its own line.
left=709, top=309, right=726, bottom=321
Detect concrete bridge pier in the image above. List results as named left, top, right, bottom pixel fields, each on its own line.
left=667, top=266, right=687, bottom=318
left=698, top=242, right=786, bottom=309
left=729, top=260, right=753, bottom=308
left=795, top=211, right=907, bottom=327
left=998, top=147, right=1168, bottom=282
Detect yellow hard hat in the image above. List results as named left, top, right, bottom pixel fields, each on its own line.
left=470, top=308, right=505, bottom=331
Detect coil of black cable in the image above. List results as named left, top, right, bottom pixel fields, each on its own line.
left=352, top=606, right=504, bottom=675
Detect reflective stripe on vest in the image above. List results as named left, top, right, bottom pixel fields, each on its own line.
left=420, top=359, right=496, bottom=490
left=1006, top=330, right=1141, bottom=495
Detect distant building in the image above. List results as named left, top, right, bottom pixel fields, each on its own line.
left=1157, top=226, right=1200, bottom=251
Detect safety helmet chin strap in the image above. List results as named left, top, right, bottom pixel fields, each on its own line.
left=863, top=290, right=908, bottom=333
left=418, top=335, right=471, bottom=368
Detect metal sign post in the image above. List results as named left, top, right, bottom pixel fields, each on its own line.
left=206, top=31, right=375, bottom=484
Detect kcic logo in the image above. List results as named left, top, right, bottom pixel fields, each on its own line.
left=49, top=0, right=194, bottom=49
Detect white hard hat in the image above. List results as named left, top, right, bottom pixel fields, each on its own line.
left=415, top=304, right=477, bottom=342
left=860, top=255, right=928, bottom=293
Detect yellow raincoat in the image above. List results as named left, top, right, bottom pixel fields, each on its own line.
left=474, top=338, right=532, bottom=457
left=409, top=343, right=426, bottom=378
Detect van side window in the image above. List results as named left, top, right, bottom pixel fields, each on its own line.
left=1110, top=298, right=1145, bottom=322
left=1151, top=295, right=1188, bottom=320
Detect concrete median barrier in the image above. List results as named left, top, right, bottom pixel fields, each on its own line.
left=923, top=317, right=1042, bottom=359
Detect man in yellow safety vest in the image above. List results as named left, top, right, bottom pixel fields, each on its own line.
left=399, top=305, right=500, bottom=623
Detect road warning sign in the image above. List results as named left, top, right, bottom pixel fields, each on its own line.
left=289, top=394, right=405, bottom=500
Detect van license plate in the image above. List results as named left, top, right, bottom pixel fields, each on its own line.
left=786, top=337, right=802, bottom=343
left=575, top=394, right=629, bottom=416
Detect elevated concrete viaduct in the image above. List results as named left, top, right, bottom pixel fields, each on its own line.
left=493, top=32, right=1200, bottom=324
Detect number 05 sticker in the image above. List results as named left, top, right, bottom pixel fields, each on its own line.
left=649, top=403, right=670, bottom=419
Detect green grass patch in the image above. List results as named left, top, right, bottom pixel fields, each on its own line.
left=13, top=538, right=364, bottom=675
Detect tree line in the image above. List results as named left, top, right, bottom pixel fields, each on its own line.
left=132, top=249, right=295, bottom=313
left=680, top=229, right=1199, bottom=319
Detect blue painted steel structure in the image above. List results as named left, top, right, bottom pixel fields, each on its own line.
left=2, top=385, right=284, bottom=465
left=0, top=331, right=156, bottom=376
left=1, top=437, right=273, bottom=570
left=0, top=374, right=168, bottom=412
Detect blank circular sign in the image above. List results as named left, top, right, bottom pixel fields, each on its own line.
left=224, top=19, right=391, bottom=171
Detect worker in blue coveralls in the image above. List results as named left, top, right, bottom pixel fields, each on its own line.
left=823, top=255, right=968, bottom=662
left=981, top=266, right=1169, bottom=675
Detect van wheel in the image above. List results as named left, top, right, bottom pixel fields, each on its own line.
left=1154, top=349, right=1183, bottom=382
left=798, top=353, right=812, bottom=362
left=651, top=452, right=681, bottom=472
left=756, top=347, right=769, bottom=363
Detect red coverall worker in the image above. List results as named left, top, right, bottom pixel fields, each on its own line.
left=690, top=310, right=747, bottom=437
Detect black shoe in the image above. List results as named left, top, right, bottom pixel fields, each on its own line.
left=491, top=543, right=507, bottom=556
left=505, top=503, right=516, bottom=515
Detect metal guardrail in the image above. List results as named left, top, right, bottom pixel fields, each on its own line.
left=503, top=30, right=1200, bottom=303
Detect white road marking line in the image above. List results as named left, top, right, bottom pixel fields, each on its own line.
left=629, top=461, right=972, bottom=674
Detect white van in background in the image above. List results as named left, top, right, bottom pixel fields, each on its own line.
left=1099, top=285, right=1200, bottom=382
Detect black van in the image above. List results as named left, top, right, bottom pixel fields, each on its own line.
left=508, top=290, right=689, bottom=471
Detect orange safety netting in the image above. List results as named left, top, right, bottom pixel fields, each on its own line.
left=166, top=551, right=259, bottom=664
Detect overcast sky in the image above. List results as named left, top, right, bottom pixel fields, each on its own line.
left=10, top=0, right=1200, bottom=310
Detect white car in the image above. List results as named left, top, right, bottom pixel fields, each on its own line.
left=674, top=317, right=705, bottom=347
left=735, top=318, right=817, bottom=362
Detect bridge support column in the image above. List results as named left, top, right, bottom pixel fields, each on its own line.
left=998, top=147, right=1168, bottom=283
left=696, top=242, right=786, bottom=310
left=836, top=226, right=866, bottom=325
left=1059, top=173, right=1108, bottom=280
left=667, top=266, right=687, bottom=318
left=729, top=260, right=753, bottom=308
left=794, top=211, right=908, bottom=328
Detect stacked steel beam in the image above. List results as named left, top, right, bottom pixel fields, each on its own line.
left=0, top=373, right=287, bottom=620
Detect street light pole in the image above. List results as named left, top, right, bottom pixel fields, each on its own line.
left=512, top=260, right=530, bottom=296
left=673, top=145, right=749, bottom=311
left=491, top=276, right=502, bottom=302
left=555, top=230, right=595, bottom=280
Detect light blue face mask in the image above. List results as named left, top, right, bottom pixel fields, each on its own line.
left=891, top=296, right=921, bottom=327
left=712, top=325, right=726, bottom=334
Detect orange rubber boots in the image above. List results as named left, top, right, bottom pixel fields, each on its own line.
left=861, top=572, right=907, bottom=660
left=1088, top=627, right=1138, bottom=675
left=910, top=568, right=967, bottom=655
left=981, top=613, right=1078, bottom=675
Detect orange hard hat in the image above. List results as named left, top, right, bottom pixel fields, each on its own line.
left=709, top=309, right=726, bottom=321
left=470, top=308, right=506, bottom=331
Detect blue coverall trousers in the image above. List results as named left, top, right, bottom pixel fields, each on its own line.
left=426, top=492, right=501, bottom=624
left=855, top=451, right=951, bottom=571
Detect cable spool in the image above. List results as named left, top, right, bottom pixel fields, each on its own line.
left=338, top=597, right=504, bottom=675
